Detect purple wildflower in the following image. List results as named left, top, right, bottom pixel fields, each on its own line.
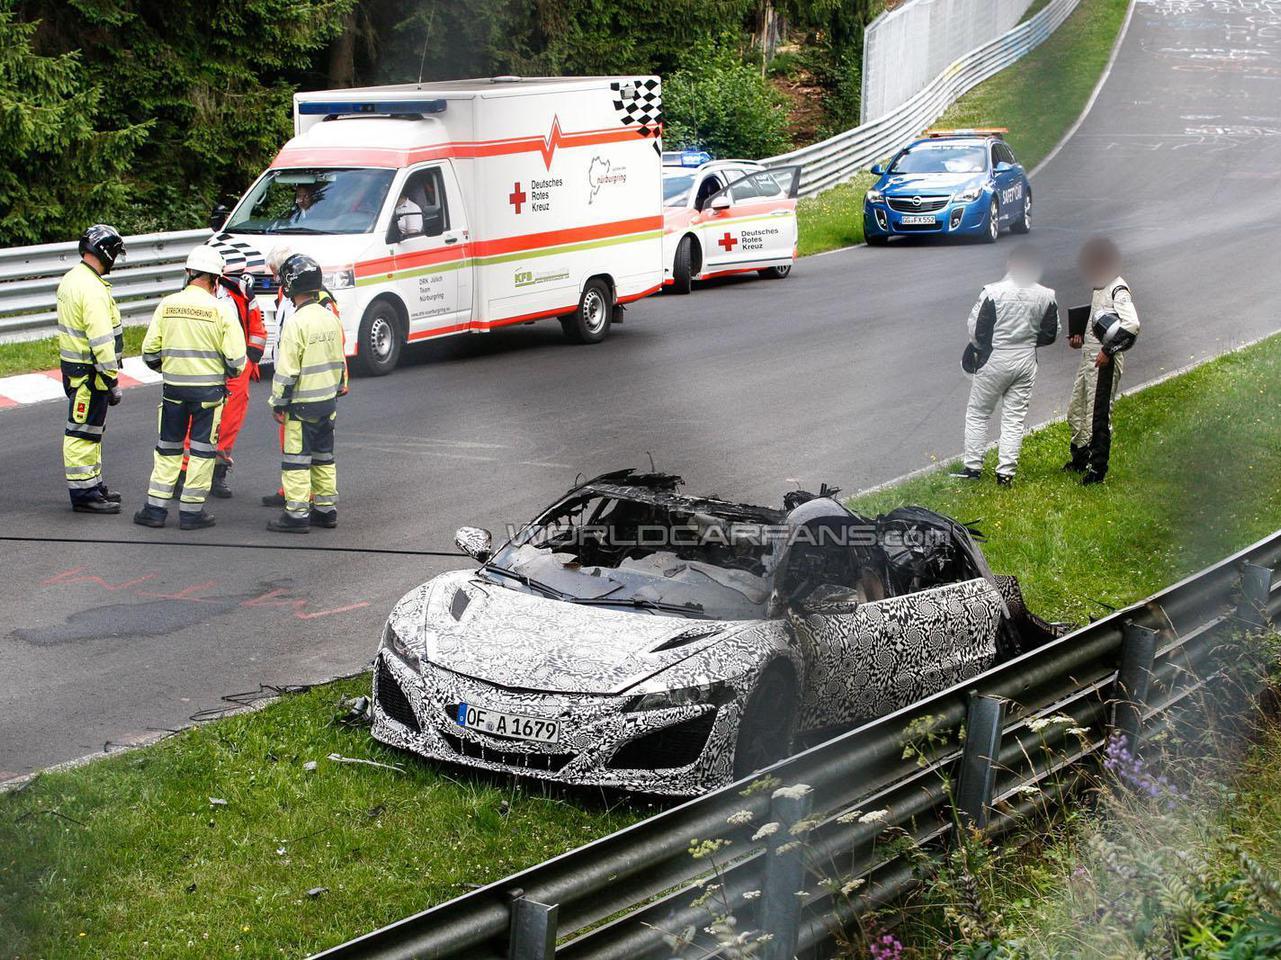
left=1102, top=732, right=1177, bottom=804
left=869, top=932, right=904, bottom=960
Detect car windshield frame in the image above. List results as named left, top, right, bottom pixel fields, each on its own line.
left=225, top=167, right=396, bottom=236
left=888, top=143, right=989, bottom=176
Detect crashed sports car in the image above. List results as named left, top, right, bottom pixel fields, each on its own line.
left=372, top=470, right=1060, bottom=796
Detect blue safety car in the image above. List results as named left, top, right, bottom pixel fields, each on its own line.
left=862, top=129, right=1031, bottom=244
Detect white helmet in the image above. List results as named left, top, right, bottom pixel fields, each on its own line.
left=185, top=244, right=225, bottom=276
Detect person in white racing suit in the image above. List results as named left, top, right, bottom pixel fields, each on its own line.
left=1065, top=237, right=1140, bottom=484
left=952, top=245, right=1059, bottom=485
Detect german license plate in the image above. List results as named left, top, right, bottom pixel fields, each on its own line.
left=456, top=704, right=561, bottom=744
left=900, top=214, right=936, bottom=225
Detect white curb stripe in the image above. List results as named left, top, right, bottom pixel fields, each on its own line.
left=0, top=372, right=64, bottom=404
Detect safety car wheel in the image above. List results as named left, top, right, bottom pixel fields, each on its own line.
left=984, top=199, right=1000, bottom=243
left=561, top=278, right=612, bottom=345
left=732, top=664, right=797, bottom=780
left=1011, top=192, right=1032, bottom=234
left=351, top=299, right=403, bottom=377
left=865, top=234, right=888, bottom=247
left=758, top=264, right=791, bottom=280
left=671, top=236, right=695, bottom=294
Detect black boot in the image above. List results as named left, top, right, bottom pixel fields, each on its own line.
left=179, top=510, right=216, bottom=531
left=309, top=509, right=338, bottom=529
left=1062, top=444, right=1088, bottom=473
left=96, top=484, right=123, bottom=504
left=267, top=513, right=310, bottom=534
left=261, top=492, right=286, bottom=508
left=1081, top=469, right=1106, bottom=486
left=210, top=461, right=232, bottom=499
left=132, top=505, right=167, bottom=527
left=74, top=494, right=121, bottom=515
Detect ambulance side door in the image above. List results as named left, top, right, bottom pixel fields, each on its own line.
left=387, top=163, right=472, bottom=336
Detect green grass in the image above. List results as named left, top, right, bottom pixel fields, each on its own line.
left=0, top=326, right=147, bottom=378
left=934, top=0, right=1131, bottom=172
left=0, top=677, right=646, bottom=959
left=794, top=0, right=1130, bottom=256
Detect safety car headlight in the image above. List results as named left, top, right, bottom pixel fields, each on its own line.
left=380, top=621, right=421, bottom=673
left=627, top=680, right=731, bottom=712
left=324, top=266, right=356, bottom=290
left=955, top=186, right=984, bottom=203
left=865, top=189, right=884, bottom=204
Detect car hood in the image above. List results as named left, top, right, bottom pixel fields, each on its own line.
left=880, top=172, right=985, bottom=195
left=393, top=570, right=745, bottom=695
left=213, top=230, right=378, bottom=271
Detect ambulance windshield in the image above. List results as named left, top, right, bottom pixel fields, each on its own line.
left=226, top=168, right=395, bottom=235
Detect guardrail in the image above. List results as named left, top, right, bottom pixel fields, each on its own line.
left=0, top=0, right=1076, bottom=342
left=310, top=528, right=1281, bottom=960
left=764, top=0, right=1079, bottom=196
left=0, top=229, right=211, bottom=342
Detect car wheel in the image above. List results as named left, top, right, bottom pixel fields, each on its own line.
left=984, top=198, right=1000, bottom=243
left=1011, top=191, right=1032, bottom=234
left=865, top=234, right=888, bottom=247
left=732, top=664, right=797, bottom=780
left=350, top=299, right=403, bottom=377
left=560, top=278, right=612, bottom=344
left=671, top=235, right=695, bottom=294
left=758, top=264, right=791, bottom=280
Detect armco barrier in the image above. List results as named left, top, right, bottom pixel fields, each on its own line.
left=310, top=527, right=1281, bottom=960
left=0, top=0, right=1078, bottom=344
left=0, top=229, right=211, bottom=342
left=763, top=0, right=1080, bottom=196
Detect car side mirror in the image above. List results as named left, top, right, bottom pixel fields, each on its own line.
left=791, top=584, right=861, bottom=617
left=208, top=203, right=231, bottom=231
left=870, top=163, right=885, bottom=176
left=994, top=161, right=1013, bottom=173
left=709, top=193, right=731, bottom=212
left=455, top=526, right=493, bottom=563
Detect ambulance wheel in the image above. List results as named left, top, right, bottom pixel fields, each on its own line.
left=352, top=300, right=403, bottom=377
left=984, top=199, right=1000, bottom=243
left=1011, top=191, right=1032, bottom=234
left=671, top=236, right=695, bottom=295
left=758, top=264, right=791, bottom=280
left=561, top=279, right=612, bottom=345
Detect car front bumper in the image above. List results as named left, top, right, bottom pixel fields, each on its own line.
left=863, top=195, right=989, bottom=238
left=370, top=651, right=745, bottom=796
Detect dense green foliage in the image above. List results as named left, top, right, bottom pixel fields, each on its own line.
left=3, top=0, right=882, bottom=246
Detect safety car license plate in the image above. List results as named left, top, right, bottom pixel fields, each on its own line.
left=900, top=214, right=936, bottom=225
left=456, top=703, right=560, bottom=743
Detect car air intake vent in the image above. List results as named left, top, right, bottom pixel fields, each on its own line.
left=607, top=711, right=717, bottom=770
left=450, top=589, right=470, bottom=621
left=888, top=196, right=949, bottom=213
left=650, top=626, right=722, bottom=652
left=376, top=659, right=421, bottom=732
left=440, top=731, right=573, bottom=773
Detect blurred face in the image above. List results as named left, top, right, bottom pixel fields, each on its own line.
left=1008, top=255, right=1042, bottom=284
left=1079, top=242, right=1120, bottom=286
left=295, top=185, right=316, bottom=210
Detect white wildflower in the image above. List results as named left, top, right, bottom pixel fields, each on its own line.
left=840, top=878, right=865, bottom=896
left=772, top=783, right=813, bottom=800
left=859, top=809, right=890, bottom=824
left=776, top=841, right=802, bottom=855
left=726, top=809, right=754, bottom=826
left=752, top=822, right=781, bottom=841
left=1014, top=784, right=1040, bottom=797
left=835, top=809, right=864, bottom=824
left=741, top=890, right=762, bottom=901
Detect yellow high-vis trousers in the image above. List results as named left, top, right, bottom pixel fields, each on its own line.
left=62, top=373, right=110, bottom=504
left=281, top=412, right=337, bottom=520
left=146, top=395, right=224, bottom=515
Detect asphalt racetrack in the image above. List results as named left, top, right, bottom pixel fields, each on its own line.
left=2, top=0, right=1279, bottom=780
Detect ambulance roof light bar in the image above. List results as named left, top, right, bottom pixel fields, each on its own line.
left=662, top=148, right=714, bottom=167
left=299, top=99, right=448, bottom=119
left=923, top=127, right=1008, bottom=139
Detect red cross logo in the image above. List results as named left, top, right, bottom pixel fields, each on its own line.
left=509, top=182, right=527, bottom=215
left=718, top=231, right=738, bottom=253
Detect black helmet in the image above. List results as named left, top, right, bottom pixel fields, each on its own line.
left=280, top=254, right=323, bottom=297
left=79, top=224, right=126, bottom=271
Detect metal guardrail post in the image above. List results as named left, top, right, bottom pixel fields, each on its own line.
left=1238, top=562, right=1273, bottom=631
left=1113, top=622, right=1159, bottom=751
left=955, top=693, right=1005, bottom=829
left=509, top=893, right=558, bottom=960
left=760, top=785, right=813, bottom=960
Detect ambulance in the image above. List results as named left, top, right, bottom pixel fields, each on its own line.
left=660, top=152, right=801, bottom=295
left=209, top=77, right=665, bottom=375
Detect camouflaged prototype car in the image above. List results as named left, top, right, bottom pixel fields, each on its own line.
left=371, top=470, right=1058, bottom=795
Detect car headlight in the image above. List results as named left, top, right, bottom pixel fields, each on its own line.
left=865, top=189, right=884, bottom=204
left=627, top=680, right=731, bottom=712
left=380, top=622, right=421, bottom=673
left=955, top=186, right=985, bottom=203
left=323, top=266, right=356, bottom=290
